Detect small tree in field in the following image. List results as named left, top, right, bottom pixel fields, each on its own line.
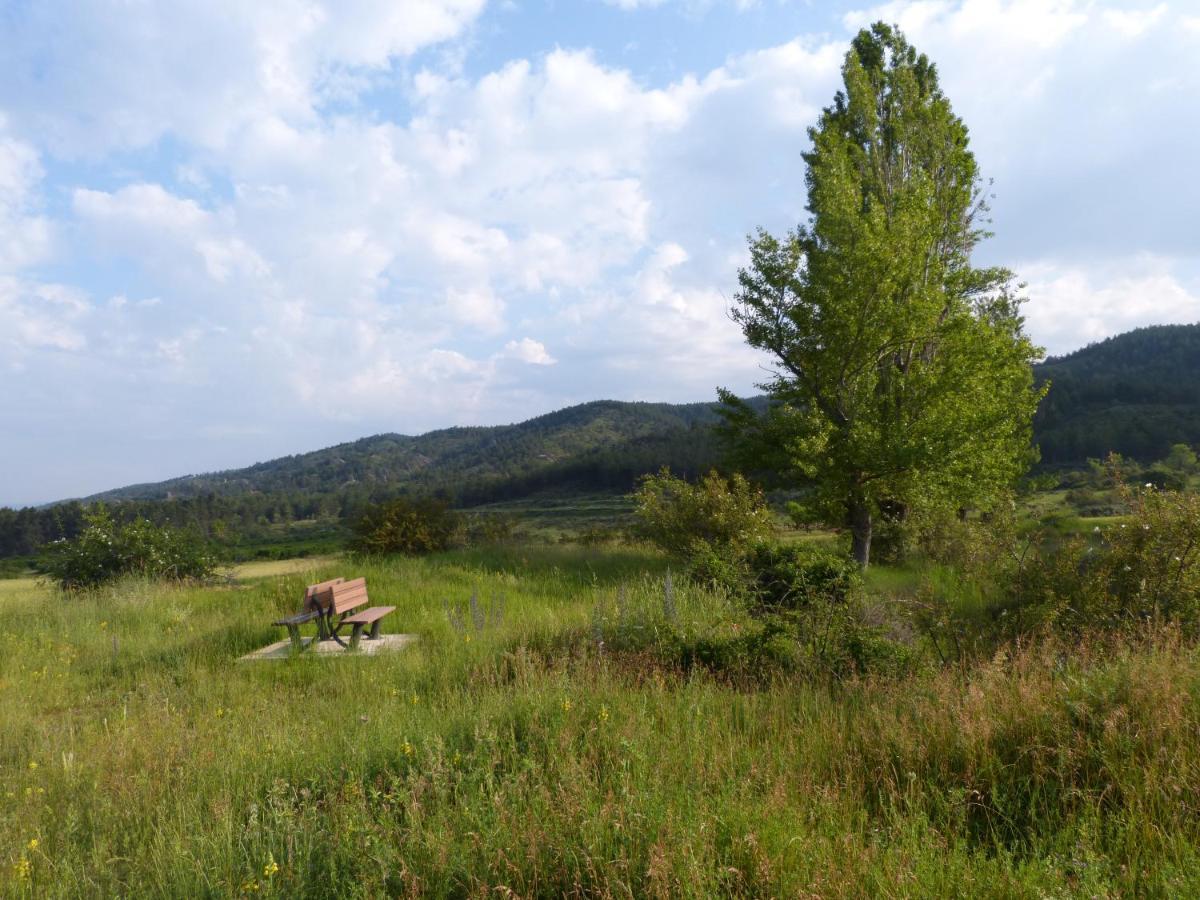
left=720, top=22, right=1045, bottom=568
left=38, top=505, right=216, bottom=590
left=351, top=496, right=461, bottom=555
left=633, top=469, right=772, bottom=579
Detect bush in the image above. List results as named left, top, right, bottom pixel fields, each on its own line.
left=1047, top=481, right=1200, bottom=632
left=632, top=468, right=772, bottom=579
left=744, top=543, right=859, bottom=611
left=351, top=496, right=461, bottom=555
left=37, top=506, right=216, bottom=590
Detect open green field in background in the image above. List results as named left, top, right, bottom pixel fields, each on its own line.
left=3, top=544, right=1199, bottom=897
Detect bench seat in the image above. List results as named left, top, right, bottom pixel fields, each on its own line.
left=340, top=605, right=396, bottom=648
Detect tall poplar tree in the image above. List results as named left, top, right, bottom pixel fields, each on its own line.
left=721, top=22, right=1045, bottom=568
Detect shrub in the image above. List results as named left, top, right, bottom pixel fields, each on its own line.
left=632, top=468, right=772, bottom=579
left=37, top=506, right=216, bottom=590
left=351, top=496, right=461, bottom=555
left=1052, top=481, right=1200, bottom=632
left=744, top=543, right=859, bottom=611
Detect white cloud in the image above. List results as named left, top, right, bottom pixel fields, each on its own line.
left=1023, top=256, right=1200, bottom=356
left=0, top=278, right=89, bottom=354
left=1103, top=3, right=1167, bottom=38
left=502, top=338, right=556, bottom=365
left=0, top=126, right=52, bottom=271
left=0, top=0, right=486, bottom=155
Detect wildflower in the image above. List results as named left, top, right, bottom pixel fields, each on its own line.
left=1145, top=482, right=1153, bottom=489
left=402, top=739, right=414, bottom=758
left=100, top=621, right=108, bottom=629
left=215, top=707, right=225, bottom=718
left=599, top=705, right=610, bottom=723
left=28, top=761, right=37, bottom=770
left=452, top=750, right=462, bottom=766
left=13, top=856, right=31, bottom=881
left=410, top=693, right=419, bottom=706
left=1143, top=524, right=1151, bottom=530
left=263, top=856, right=279, bottom=878
left=561, top=698, right=573, bottom=713
left=390, top=688, right=399, bottom=697
left=239, top=877, right=260, bottom=894
left=27, top=838, right=38, bottom=851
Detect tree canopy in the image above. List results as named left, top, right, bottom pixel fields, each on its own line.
left=720, top=22, right=1045, bottom=567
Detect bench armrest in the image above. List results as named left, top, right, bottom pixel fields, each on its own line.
left=274, top=609, right=320, bottom=626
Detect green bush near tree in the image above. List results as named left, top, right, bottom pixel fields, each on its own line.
left=632, top=468, right=772, bottom=583
left=37, top=506, right=216, bottom=590
left=351, top=496, right=462, bottom=555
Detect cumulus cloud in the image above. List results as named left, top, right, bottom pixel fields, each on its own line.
left=0, top=0, right=486, bottom=155
left=502, top=338, right=556, bottom=365
left=1023, top=257, right=1200, bottom=356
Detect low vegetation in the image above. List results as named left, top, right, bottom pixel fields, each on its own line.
left=36, top=506, right=216, bottom=590
left=3, top=542, right=1200, bottom=896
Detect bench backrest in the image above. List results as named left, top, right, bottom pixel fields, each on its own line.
left=311, top=577, right=369, bottom=618
left=303, top=577, right=344, bottom=612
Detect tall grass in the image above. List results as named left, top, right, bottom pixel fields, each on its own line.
left=2, top=546, right=1199, bottom=896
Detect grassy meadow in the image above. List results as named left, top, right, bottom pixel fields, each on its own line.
left=3, top=545, right=1200, bottom=897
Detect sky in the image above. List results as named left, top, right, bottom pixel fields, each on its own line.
left=1, top=0, right=1198, bottom=506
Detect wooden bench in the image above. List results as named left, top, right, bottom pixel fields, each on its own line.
left=274, top=577, right=396, bottom=652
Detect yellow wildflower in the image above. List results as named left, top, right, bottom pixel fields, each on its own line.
left=599, top=705, right=610, bottom=723
left=27, top=838, right=38, bottom=851
left=13, top=856, right=31, bottom=881
left=263, top=856, right=279, bottom=878
left=27, top=761, right=37, bottom=770
left=561, top=698, right=572, bottom=713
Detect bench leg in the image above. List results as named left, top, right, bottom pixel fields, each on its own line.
left=369, top=619, right=383, bottom=640
left=349, top=622, right=366, bottom=651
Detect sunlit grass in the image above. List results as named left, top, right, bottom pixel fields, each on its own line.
left=2, top=545, right=1199, bottom=896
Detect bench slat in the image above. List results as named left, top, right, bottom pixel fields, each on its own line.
left=341, top=606, right=396, bottom=624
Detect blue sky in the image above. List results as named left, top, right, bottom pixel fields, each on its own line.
left=1, top=0, right=1197, bottom=506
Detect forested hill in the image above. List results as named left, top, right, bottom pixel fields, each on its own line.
left=81, top=323, right=1200, bottom=500
left=1033, top=324, right=1200, bottom=464
left=85, top=399, right=728, bottom=505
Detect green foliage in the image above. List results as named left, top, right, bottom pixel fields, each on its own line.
left=37, top=506, right=216, bottom=590
left=351, top=496, right=462, bottom=555
left=1049, top=481, right=1200, bottom=632
left=722, top=22, right=1044, bottom=566
left=744, top=543, right=859, bottom=611
left=632, top=468, right=772, bottom=576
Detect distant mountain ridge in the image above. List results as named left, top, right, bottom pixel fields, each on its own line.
left=85, top=399, right=728, bottom=504
left=80, top=323, right=1200, bottom=504
left=1033, top=323, right=1200, bottom=464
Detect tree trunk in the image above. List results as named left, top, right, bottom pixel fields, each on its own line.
left=849, top=497, right=872, bottom=569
